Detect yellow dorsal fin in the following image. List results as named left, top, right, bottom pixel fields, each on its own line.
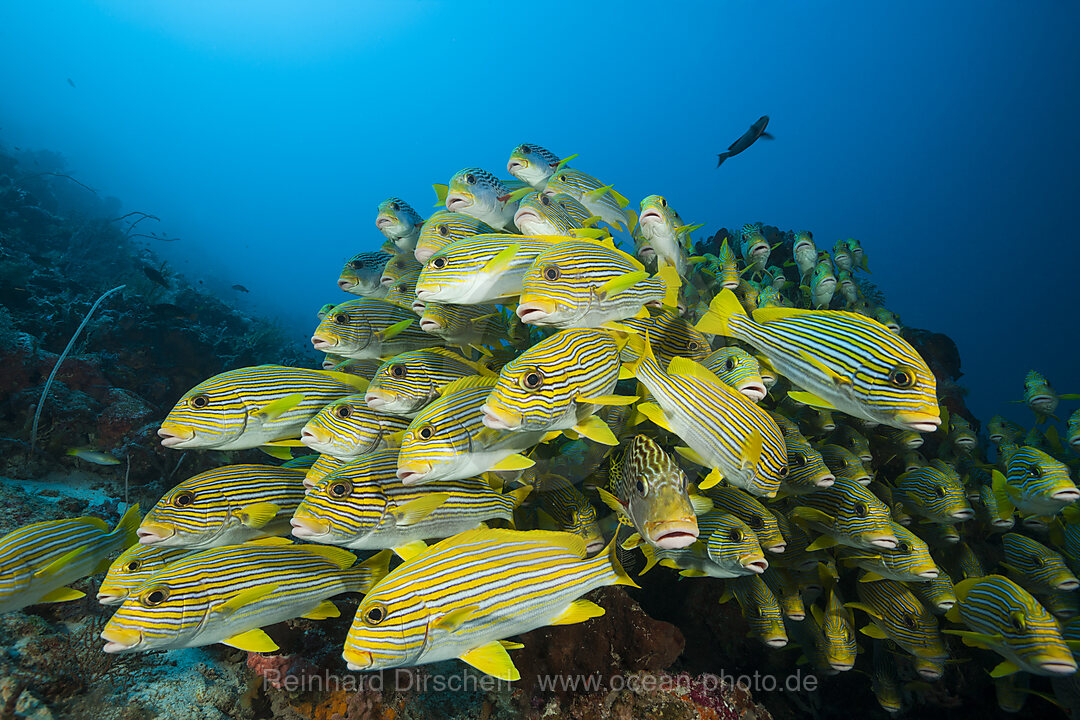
left=222, top=628, right=279, bottom=653
left=695, top=289, right=747, bottom=337
left=252, top=393, right=305, bottom=421
left=301, top=544, right=358, bottom=570
left=508, top=484, right=533, bottom=508
left=237, top=502, right=280, bottom=529
left=751, top=306, right=816, bottom=323
left=439, top=375, right=499, bottom=396
left=458, top=641, right=521, bottom=681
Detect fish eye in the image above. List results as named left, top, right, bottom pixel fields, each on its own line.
left=418, top=425, right=434, bottom=440
left=540, top=194, right=552, bottom=206
left=635, top=479, right=647, bottom=496
left=1011, top=612, right=1026, bottom=631
left=363, top=603, right=388, bottom=625
left=173, top=492, right=195, bottom=508
left=432, top=256, right=448, bottom=269
left=520, top=370, right=544, bottom=390
left=659, top=197, right=668, bottom=208
left=1029, top=554, right=1044, bottom=568
left=777, top=465, right=789, bottom=478
left=854, top=501, right=869, bottom=518
left=687, top=341, right=701, bottom=352
left=789, top=453, right=806, bottom=468
left=933, top=486, right=945, bottom=498
left=543, top=265, right=561, bottom=282
left=125, top=560, right=142, bottom=572
left=390, top=364, right=407, bottom=379
left=141, top=587, right=170, bottom=607
left=898, top=542, right=909, bottom=553
left=350, top=259, right=365, bottom=269
left=464, top=173, right=476, bottom=184
left=329, top=480, right=352, bottom=498
left=724, top=358, right=735, bottom=372
left=520, top=144, right=531, bottom=153
left=889, top=366, right=916, bottom=388
left=557, top=174, right=566, bottom=181
left=390, top=201, right=400, bottom=210
left=728, top=529, right=743, bottom=542
left=334, top=312, right=351, bottom=324
left=902, top=613, right=918, bottom=630
left=437, top=224, right=450, bottom=237
left=189, top=394, right=210, bottom=409
left=747, top=514, right=764, bottom=529
left=1027, top=465, right=1042, bottom=478
left=397, top=284, right=408, bottom=293
left=336, top=404, right=353, bottom=419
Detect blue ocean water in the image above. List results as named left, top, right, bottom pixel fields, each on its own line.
left=1, top=2, right=1079, bottom=719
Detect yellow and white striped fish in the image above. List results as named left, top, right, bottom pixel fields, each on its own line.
left=304, top=452, right=348, bottom=489
left=507, top=143, right=566, bottom=189
left=535, top=477, right=606, bottom=555
left=702, top=347, right=767, bottom=402
left=419, top=303, right=508, bottom=351
left=766, top=412, right=835, bottom=494
left=637, top=511, right=767, bottom=578
left=311, top=298, right=441, bottom=360
left=543, top=169, right=637, bottom=233
left=636, top=195, right=702, bottom=278
left=342, top=527, right=636, bottom=680
left=158, top=365, right=366, bottom=450
left=442, top=167, right=521, bottom=231
left=618, top=309, right=711, bottom=368
left=697, top=289, right=940, bottom=432
left=0, top=505, right=140, bottom=613
left=365, top=348, right=493, bottom=417
left=101, top=540, right=390, bottom=653
left=849, top=579, right=949, bottom=679
left=300, top=394, right=411, bottom=460
left=789, top=476, right=898, bottom=550
left=414, top=210, right=500, bottom=264
left=397, top=376, right=547, bottom=485
left=337, top=251, right=391, bottom=297
left=379, top=254, right=423, bottom=288
left=481, top=328, right=629, bottom=443
left=516, top=239, right=681, bottom=329
left=818, top=444, right=872, bottom=486
left=137, top=465, right=306, bottom=548
left=513, top=191, right=598, bottom=237
left=293, top=449, right=531, bottom=550
left=721, top=574, right=788, bottom=647
left=624, top=332, right=788, bottom=497
left=701, top=485, right=787, bottom=553
left=834, top=522, right=939, bottom=582
left=416, top=234, right=559, bottom=305
left=98, top=544, right=192, bottom=605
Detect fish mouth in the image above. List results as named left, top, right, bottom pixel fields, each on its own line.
left=870, top=535, right=899, bottom=550
left=101, top=627, right=142, bottom=654
left=764, top=636, right=788, bottom=649
left=1057, top=579, right=1080, bottom=591
left=446, top=193, right=472, bottom=212
left=950, top=508, right=975, bottom=520
left=515, top=300, right=555, bottom=324
left=481, top=401, right=522, bottom=431
left=741, top=556, right=770, bottom=574
left=157, top=425, right=194, bottom=448
left=815, top=474, right=836, bottom=488
left=300, top=428, right=329, bottom=450
left=397, top=463, right=432, bottom=485
left=376, top=216, right=393, bottom=229
left=916, top=665, right=943, bottom=681
left=738, top=383, right=767, bottom=402
left=507, top=159, right=525, bottom=174
left=411, top=299, right=426, bottom=315
left=647, top=520, right=699, bottom=550
left=1052, top=488, right=1080, bottom=503
left=1037, top=659, right=1079, bottom=675
left=917, top=568, right=940, bottom=580
left=829, top=660, right=854, bottom=672
left=895, top=410, right=942, bottom=433
left=415, top=287, right=436, bottom=301
left=338, top=277, right=356, bottom=291
left=639, top=208, right=663, bottom=225
left=311, top=335, right=335, bottom=350
left=136, top=523, right=175, bottom=544
left=365, top=392, right=388, bottom=410
left=379, top=275, right=394, bottom=287
left=344, top=648, right=374, bottom=671
left=934, top=600, right=955, bottom=611
left=514, top=209, right=540, bottom=226
left=765, top=542, right=786, bottom=554
left=992, top=517, right=1015, bottom=529
left=585, top=539, right=605, bottom=555
left=96, top=591, right=124, bottom=605
left=419, top=318, right=441, bottom=333
left=290, top=515, right=331, bottom=538
left=637, top=247, right=656, bottom=260
left=415, top=247, right=435, bottom=264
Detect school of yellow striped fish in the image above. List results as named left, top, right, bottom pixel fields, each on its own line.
left=5, top=143, right=1080, bottom=711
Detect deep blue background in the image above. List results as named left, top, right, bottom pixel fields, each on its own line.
left=1, top=1, right=1077, bottom=425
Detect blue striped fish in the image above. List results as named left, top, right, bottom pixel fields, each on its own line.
left=442, top=168, right=520, bottom=231
left=617, top=309, right=710, bottom=368
left=312, top=298, right=441, bottom=360
left=416, top=234, right=559, bottom=305
left=624, top=332, right=788, bottom=497
left=420, top=303, right=508, bottom=351
left=375, top=197, right=423, bottom=254
left=701, top=485, right=786, bottom=553
left=322, top=356, right=383, bottom=381
left=894, top=465, right=974, bottom=523
left=638, top=511, right=767, bottom=578
left=304, top=453, right=348, bottom=489
left=702, top=347, right=767, bottom=402
left=790, top=476, right=898, bottom=550
left=379, top=254, right=423, bottom=288
left=996, top=447, right=1080, bottom=516
left=739, top=223, right=771, bottom=275
left=513, top=191, right=597, bottom=237
left=98, top=544, right=192, bottom=605
left=835, top=521, right=939, bottom=582
left=721, top=574, right=788, bottom=647
left=810, top=581, right=858, bottom=671
left=697, top=289, right=940, bottom=432
left=850, top=578, right=948, bottom=678
left=158, top=365, right=366, bottom=450
left=943, top=574, right=1077, bottom=677
left=1020, top=370, right=1080, bottom=423
left=801, top=257, right=836, bottom=309
left=101, top=540, right=390, bottom=653
left=1069, top=409, right=1080, bottom=453
left=715, top=238, right=741, bottom=290
left=818, top=444, right=872, bottom=485
left=365, top=348, right=493, bottom=417
left=397, top=376, right=547, bottom=484
left=415, top=210, right=500, bottom=264
left=0, top=505, right=140, bottom=613
left=137, top=465, right=306, bottom=548
left=383, top=277, right=425, bottom=315
left=1001, top=532, right=1080, bottom=593
left=870, top=307, right=901, bottom=334
left=543, top=169, right=636, bottom=233
left=292, top=449, right=530, bottom=550
left=481, top=328, right=628, bottom=442
left=507, top=143, right=565, bottom=189
left=338, top=251, right=391, bottom=297
left=300, top=394, right=411, bottom=460
left=912, top=570, right=957, bottom=614
left=516, top=239, right=681, bottom=329
left=764, top=565, right=807, bottom=621
left=342, top=528, right=636, bottom=679
left=829, top=424, right=873, bottom=463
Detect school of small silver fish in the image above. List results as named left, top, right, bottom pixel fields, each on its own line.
left=5, top=144, right=1080, bottom=711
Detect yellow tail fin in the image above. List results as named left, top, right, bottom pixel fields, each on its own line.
left=695, top=288, right=746, bottom=337
left=112, top=504, right=142, bottom=549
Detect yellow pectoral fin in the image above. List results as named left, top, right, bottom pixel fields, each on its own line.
left=636, top=402, right=672, bottom=432
left=432, top=604, right=482, bottom=633
left=805, top=535, right=839, bottom=551
left=698, top=467, right=724, bottom=490
left=549, top=598, right=605, bottom=626
left=674, top=446, right=709, bottom=467
left=40, top=587, right=86, bottom=603
left=597, top=270, right=648, bottom=300
left=787, top=391, right=836, bottom=410
left=380, top=318, right=416, bottom=342
left=301, top=600, right=340, bottom=620
left=596, top=487, right=626, bottom=515
left=34, top=548, right=84, bottom=580
left=252, top=393, right=305, bottom=422
left=740, top=430, right=763, bottom=471
left=689, top=494, right=714, bottom=515
left=990, top=660, right=1022, bottom=678
left=391, top=493, right=450, bottom=526
left=259, top=445, right=293, bottom=460
left=238, top=502, right=281, bottom=529
left=262, top=439, right=306, bottom=447
left=578, top=394, right=639, bottom=406
left=621, top=532, right=643, bottom=551
left=796, top=349, right=850, bottom=388
left=432, top=183, right=449, bottom=205
left=490, top=453, right=536, bottom=472
left=499, top=640, right=524, bottom=650
left=222, top=628, right=279, bottom=653
left=573, top=415, right=618, bottom=446
left=217, top=584, right=279, bottom=617
left=459, top=641, right=521, bottom=681
left=482, top=243, right=520, bottom=276
left=859, top=624, right=888, bottom=640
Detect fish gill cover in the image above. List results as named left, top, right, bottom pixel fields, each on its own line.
left=0, top=4, right=1078, bottom=720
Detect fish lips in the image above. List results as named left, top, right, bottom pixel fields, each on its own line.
left=375, top=216, right=394, bottom=230
left=738, top=383, right=768, bottom=402
left=445, top=193, right=473, bottom=212
left=290, top=515, right=331, bottom=539
left=343, top=648, right=374, bottom=671
left=894, top=411, right=942, bottom=434
left=101, top=627, right=142, bottom=653
left=868, top=535, right=899, bottom=550
left=740, top=555, right=770, bottom=574
left=157, top=425, right=196, bottom=448
left=136, top=523, right=175, bottom=544
left=645, top=520, right=699, bottom=550
left=1035, top=657, right=1079, bottom=675
left=337, top=277, right=357, bottom=291
left=300, top=429, right=333, bottom=454
left=397, top=463, right=432, bottom=485
left=96, top=591, right=125, bottom=605
left=311, top=335, right=337, bottom=351
left=481, top=400, right=522, bottom=432
left=515, top=298, right=555, bottom=324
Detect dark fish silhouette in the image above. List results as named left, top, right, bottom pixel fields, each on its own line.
left=142, top=266, right=170, bottom=288
left=716, top=116, right=773, bottom=168
left=67, top=78, right=76, bottom=89
left=231, top=285, right=250, bottom=293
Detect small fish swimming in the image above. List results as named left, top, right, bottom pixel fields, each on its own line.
left=311, top=298, right=441, bottom=359
left=543, top=169, right=636, bottom=232
left=512, top=191, right=596, bottom=237
left=849, top=578, right=948, bottom=679
left=98, top=544, right=192, bottom=605
left=376, top=197, right=424, bottom=254
left=300, top=394, right=411, bottom=460
left=635, top=195, right=701, bottom=277
left=507, top=143, right=567, bottom=189
left=415, top=234, right=557, bottom=305
left=720, top=574, right=788, bottom=647
left=142, top=265, right=169, bottom=288
left=364, top=348, right=492, bottom=417
left=995, top=447, right=1080, bottom=516
left=791, top=231, right=817, bottom=281
left=66, top=448, right=121, bottom=465
left=535, top=479, right=606, bottom=555
left=790, top=476, right=898, bottom=550
left=701, top=347, right=767, bottom=402
left=414, top=210, right=500, bottom=264
left=441, top=168, right=520, bottom=231
left=231, top=284, right=249, bottom=293
left=715, top=115, right=772, bottom=167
